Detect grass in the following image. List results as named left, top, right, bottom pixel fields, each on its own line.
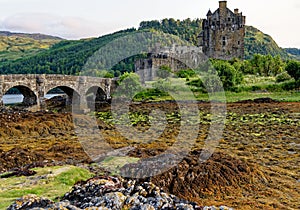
left=133, top=89, right=300, bottom=103
left=100, top=156, right=140, bottom=175
left=224, top=91, right=300, bottom=102
left=133, top=75, right=300, bottom=103
left=0, top=165, right=93, bottom=209
left=241, top=75, right=276, bottom=86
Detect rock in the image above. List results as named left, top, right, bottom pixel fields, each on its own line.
left=7, top=194, right=53, bottom=210
left=7, top=176, right=233, bottom=210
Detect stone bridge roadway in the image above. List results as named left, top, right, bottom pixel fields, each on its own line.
left=0, top=74, right=118, bottom=110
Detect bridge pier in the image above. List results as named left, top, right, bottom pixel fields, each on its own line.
left=23, top=96, right=38, bottom=106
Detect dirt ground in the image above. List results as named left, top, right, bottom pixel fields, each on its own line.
left=0, top=100, right=299, bottom=209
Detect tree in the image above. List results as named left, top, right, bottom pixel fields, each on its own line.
left=116, top=72, right=143, bottom=99
left=285, top=60, right=300, bottom=81
left=212, top=61, right=243, bottom=90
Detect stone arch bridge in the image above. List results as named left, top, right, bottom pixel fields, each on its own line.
left=0, top=74, right=118, bottom=110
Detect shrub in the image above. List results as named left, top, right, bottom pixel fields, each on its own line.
left=276, top=71, right=292, bottom=83
left=285, top=60, right=300, bottom=81
left=212, top=61, right=243, bottom=90
left=187, top=78, right=203, bottom=88
left=176, top=69, right=196, bottom=79
left=116, top=72, right=143, bottom=98
left=156, top=65, right=172, bottom=79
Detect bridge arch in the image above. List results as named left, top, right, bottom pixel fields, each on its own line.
left=3, top=85, right=37, bottom=106
left=45, top=85, right=81, bottom=106
left=85, top=86, right=107, bottom=110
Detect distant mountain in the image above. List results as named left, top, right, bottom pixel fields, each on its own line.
left=284, top=48, right=300, bottom=60
left=0, top=31, right=62, bottom=41
left=0, top=31, right=63, bottom=61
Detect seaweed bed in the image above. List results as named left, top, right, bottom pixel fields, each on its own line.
left=0, top=100, right=299, bottom=209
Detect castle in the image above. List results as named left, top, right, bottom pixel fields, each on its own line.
left=135, top=1, right=246, bottom=81
left=199, top=1, right=246, bottom=60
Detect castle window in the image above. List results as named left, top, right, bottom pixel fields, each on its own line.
left=228, top=18, right=231, bottom=21
left=223, top=37, right=226, bottom=46
left=238, top=41, right=240, bottom=45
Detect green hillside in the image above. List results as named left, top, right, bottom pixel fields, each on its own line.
left=244, top=26, right=289, bottom=59
left=285, top=48, right=300, bottom=60
left=0, top=19, right=293, bottom=75
left=0, top=28, right=139, bottom=75
left=0, top=31, right=62, bottom=62
left=139, top=20, right=289, bottom=59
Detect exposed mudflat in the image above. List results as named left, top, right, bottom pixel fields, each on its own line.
left=0, top=100, right=299, bottom=209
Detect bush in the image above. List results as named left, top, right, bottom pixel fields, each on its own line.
left=187, top=78, right=203, bottom=88
left=212, top=61, right=243, bottom=90
left=156, top=65, right=172, bottom=79
left=281, top=80, right=300, bottom=91
left=285, top=60, right=300, bottom=81
left=276, top=71, right=292, bottom=83
left=116, top=72, right=143, bottom=98
left=176, top=69, right=196, bottom=79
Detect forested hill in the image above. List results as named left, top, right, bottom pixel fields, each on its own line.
left=0, top=28, right=137, bottom=75
left=139, top=18, right=203, bottom=46
left=0, top=18, right=292, bottom=75
left=139, top=19, right=289, bottom=59
left=244, top=26, right=289, bottom=59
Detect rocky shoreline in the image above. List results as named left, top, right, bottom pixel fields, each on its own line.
left=8, top=176, right=232, bottom=210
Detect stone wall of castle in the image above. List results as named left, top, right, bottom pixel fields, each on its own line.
left=199, top=1, right=246, bottom=60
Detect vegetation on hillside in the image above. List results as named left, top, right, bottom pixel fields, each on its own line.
left=0, top=28, right=191, bottom=75
left=139, top=19, right=289, bottom=59
left=244, top=26, right=289, bottom=59
left=0, top=28, right=136, bottom=75
left=285, top=48, right=300, bottom=60
left=0, top=32, right=62, bottom=62
left=139, top=18, right=202, bottom=46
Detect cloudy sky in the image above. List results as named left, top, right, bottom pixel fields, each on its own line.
left=0, top=0, right=299, bottom=48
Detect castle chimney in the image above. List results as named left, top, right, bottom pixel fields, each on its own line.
left=219, top=1, right=227, bottom=10
left=219, top=1, right=227, bottom=22
left=242, top=16, right=246, bottom=25
left=234, top=9, right=239, bottom=14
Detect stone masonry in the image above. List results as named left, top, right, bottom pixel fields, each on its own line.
left=199, top=1, right=246, bottom=60
left=0, top=74, right=117, bottom=110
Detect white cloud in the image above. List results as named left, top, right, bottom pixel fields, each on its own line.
left=1, top=13, right=114, bottom=39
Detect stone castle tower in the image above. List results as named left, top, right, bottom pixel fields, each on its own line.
left=199, top=1, right=246, bottom=60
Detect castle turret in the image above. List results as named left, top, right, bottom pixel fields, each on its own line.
left=206, top=9, right=212, bottom=17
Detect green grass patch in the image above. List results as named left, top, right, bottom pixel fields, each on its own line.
left=224, top=91, right=300, bottom=102
left=100, top=156, right=140, bottom=175
left=0, top=165, right=93, bottom=209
